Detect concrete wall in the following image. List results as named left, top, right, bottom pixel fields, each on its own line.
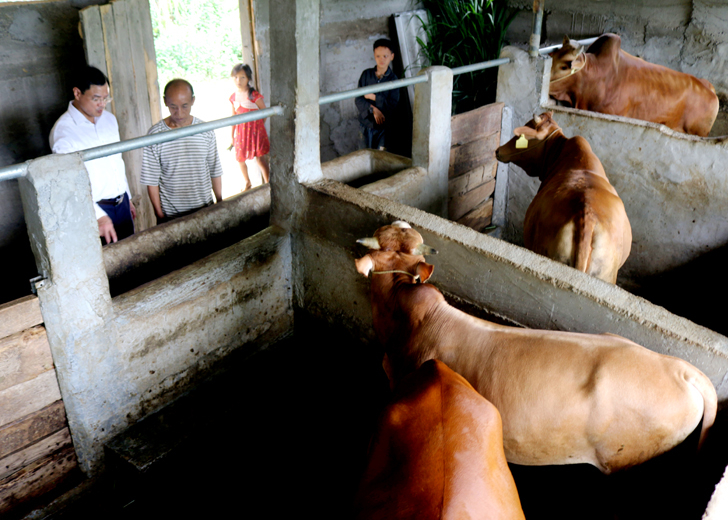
left=505, top=0, right=728, bottom=134
left=0, top=0, right=101, bottom=304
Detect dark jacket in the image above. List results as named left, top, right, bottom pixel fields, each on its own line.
left=355, top=67, right=400, bottom=129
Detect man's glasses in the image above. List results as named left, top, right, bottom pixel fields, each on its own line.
left=91, top=96, right=113, bottom=105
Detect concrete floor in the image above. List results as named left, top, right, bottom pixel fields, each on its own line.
left=21, top=314, right=728, bottom=520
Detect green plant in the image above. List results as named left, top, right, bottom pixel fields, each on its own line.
left=416, top=0, right=517, bottom=114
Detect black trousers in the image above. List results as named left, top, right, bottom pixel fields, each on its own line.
left=98, top=193, right=134, bottom=245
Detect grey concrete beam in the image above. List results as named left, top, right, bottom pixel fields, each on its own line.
left=411, top=66, right=453, bottom=218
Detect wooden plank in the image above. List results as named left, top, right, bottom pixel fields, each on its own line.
left=0, top=446, right=78, bottom=515
left=448, top=159, right=497, bottom=197
left=451, top=102, right=504, bottom=146
left=457, top=199, right=494, bottom=232
left=0, top=428, right=72, bottom=480
left=79, top=6, right=108, bottom=77
left=0, top=401, right=67, bottom=460
left=448, top=178, right=496, bottom=221
left=137, top=0, right=163, bottom=125
left=117, top=0, right=157, bottom=232
left=0, top=371, right=62, bottom=429
left=449, top=132, right=500, bottom=179
left=0, top=326, right=54, bottom=393
left=0, top=296, right=42, bottom=341
left=99, top=5, right=116, bottom=113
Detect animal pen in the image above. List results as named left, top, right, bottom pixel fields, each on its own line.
left=1, top=7, right=728, bottom=518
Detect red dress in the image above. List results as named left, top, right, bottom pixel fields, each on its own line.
left=230, top=90, right=270, bottom=162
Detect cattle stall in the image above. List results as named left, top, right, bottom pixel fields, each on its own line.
left=3, top=8, right=728, bottom=518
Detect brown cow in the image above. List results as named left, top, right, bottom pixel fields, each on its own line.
left=353, top=359, right=525, bottom=520
left=549, top=34, right=718, bottom=136
left=355, top=222, right=717, bottom=474
left=495, top=111, right=631, bottom=284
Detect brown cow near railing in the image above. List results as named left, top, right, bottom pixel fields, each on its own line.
left=496, top=112, right=631, bottom=284
left=549, top=34, right=719, bottom=136
left=355, top=222, right=717, bottom=475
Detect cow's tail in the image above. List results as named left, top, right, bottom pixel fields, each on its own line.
left=687, top=368, right=718, bottom=449
left=573, top=212, right=596, bottom=274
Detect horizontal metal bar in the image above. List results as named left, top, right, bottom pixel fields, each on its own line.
left=0, top=162, right=29, bottom=183
left=319, top=75, right=428, bottom=105
left=539, top=37, right=599, bottom=55
left=451, top=57, right=512, bottom=75
left=0, top=105, right=284, bottom=182
left=83, top=105, right=284, bottom=161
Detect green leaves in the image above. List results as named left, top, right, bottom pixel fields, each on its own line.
left=150, top=0, right=243, bottom=86
left=417, top=0, right=517, bottom=114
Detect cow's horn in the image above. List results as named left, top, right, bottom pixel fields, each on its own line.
left=391, top=221, right=411, bottom=228
left=357, top=237, right=381, bottom=250
left=414, top=243, right=438, bottom=255
left=533, top=114, right=542, bottom=125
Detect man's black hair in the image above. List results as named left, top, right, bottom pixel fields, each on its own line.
left=73, top=66, right=108, bottom=94
left=373, top=38, right=395, bottom=54
left=164, top=78, right=195, bottom=98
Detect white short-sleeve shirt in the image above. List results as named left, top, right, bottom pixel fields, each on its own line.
left=49, top=101, right=130, bottom=220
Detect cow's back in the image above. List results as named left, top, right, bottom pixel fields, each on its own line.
left=353, top=359, right=524, bottom=520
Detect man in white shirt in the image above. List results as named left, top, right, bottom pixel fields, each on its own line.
left=49, top=66, right=136, bottom=244
left=141, top=79, right=223, bottom=225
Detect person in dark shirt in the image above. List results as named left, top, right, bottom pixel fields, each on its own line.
left=355, top=39, right=400, bottom=151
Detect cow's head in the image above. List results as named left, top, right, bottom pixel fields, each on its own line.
left=355, top=222, right=437, bottom=283
left=549, top=36, right=586, bottom=83
left=495, top=112, right=562, bottom=173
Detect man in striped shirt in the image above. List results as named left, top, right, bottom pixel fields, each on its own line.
left=141, top=79, right=223, bottom=224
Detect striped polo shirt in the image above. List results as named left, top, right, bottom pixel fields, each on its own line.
left=140, top=117, right=223, bottom=218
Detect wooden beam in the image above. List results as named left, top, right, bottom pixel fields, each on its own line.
left=0, top=446, right=78, bottom=515
left=448, top=132, right=500, bottom=179
left=79, top=6, right=108, bottom=77
left=0, top=401, right=67, bottom=460
left=0, top=296, right=42, bottom=341
left=451, top=102, right=504, bottom=146
left=0, top=326, right=54, bottom=393
left=0, top=371, right=62, bottom=429
left=0, top=428, right=72, bottom=480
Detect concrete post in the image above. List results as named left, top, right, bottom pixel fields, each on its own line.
left=411, top=66, right=453, bottom=218
left=495, top=46, right=551, bottom=244
left=18, top=153, right=118, bottom=475
left=269, top=0, right=323, bottom=231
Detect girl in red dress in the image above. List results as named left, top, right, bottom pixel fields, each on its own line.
left=229, top=63, right=270, bottom=190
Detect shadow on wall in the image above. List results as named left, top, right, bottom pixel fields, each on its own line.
left=631, top=243, right=728, bottom=337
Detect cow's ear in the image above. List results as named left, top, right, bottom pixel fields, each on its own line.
left=355, top=255, right=374, bottom=277
left=415, top=262, right=434, bottom=283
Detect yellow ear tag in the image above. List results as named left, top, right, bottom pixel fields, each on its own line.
left=515, top=134, right=528, bottom=149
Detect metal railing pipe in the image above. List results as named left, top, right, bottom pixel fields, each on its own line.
left=83, top=105, right=284, bottom=161
left=451, top=57, right=512, bottom=76
left=0, top=105, right=283, bottom=182
left=0, top=162, right=29, bottom=183
left=539, top=37, right=599, bottom=55
left=319, top=75, right=428, bottom=105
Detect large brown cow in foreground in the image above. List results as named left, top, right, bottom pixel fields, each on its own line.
left=496, top=112, right=631, bottom=284
left=549, top=33, right=719, bottom=136
left=355, top=222, right=717, bottom=474
left=354, top=359, right=525, bottom=520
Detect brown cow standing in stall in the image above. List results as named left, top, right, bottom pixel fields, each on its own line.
left=549, top=33, right=719, bottom=136
left=496, top=112, right=631, bottom=284
left=355, top=222, right=717, bottom=474
left=354, top=359, right=525, bottom=520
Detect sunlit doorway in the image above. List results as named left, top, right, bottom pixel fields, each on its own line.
left=149, top=0, right=262, bottom=198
